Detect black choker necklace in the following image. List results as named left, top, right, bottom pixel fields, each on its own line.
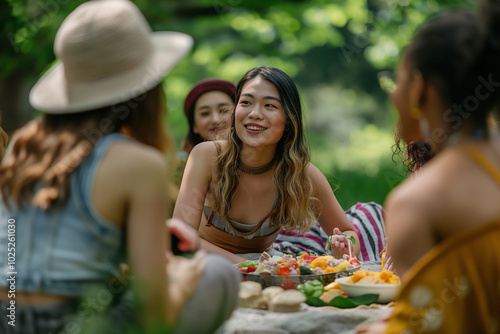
left=237, top=158, right=276, bottom=175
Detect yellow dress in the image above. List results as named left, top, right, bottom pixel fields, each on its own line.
left=385, top=150, right=500, bottom=334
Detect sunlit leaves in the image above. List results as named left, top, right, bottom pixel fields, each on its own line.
left=303, top=7, right=331, bottom=27
left=365, top=39, right=400, bottom=69
left=1, top=0, right=475, bottom=160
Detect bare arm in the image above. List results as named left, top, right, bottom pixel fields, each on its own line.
left=122, top=147, right=181, bottom=326
left=307, top=164, right=361, bottom=258
left=384, top=179, right=436, bottom=280
left=102, top=144, right=201, bottom=328
left=173, top=143, right=213, bottom=230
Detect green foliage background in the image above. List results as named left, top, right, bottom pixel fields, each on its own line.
left=0, top=0, right=475, bottom=209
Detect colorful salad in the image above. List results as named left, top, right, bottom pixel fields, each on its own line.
left=237, top=252, right=362, bottom=276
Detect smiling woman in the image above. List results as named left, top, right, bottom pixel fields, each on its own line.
left=235, top=76, right=287, bottom=148
left=182, top=79, right=236, bottom=153
left=173, top=66, right=361, bottom=263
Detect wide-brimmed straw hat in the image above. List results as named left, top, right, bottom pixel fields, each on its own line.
left=29, top=0, right=193, bottom=114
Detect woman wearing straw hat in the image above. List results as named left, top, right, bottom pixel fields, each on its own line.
left=0, top=1, right=239, bottom=333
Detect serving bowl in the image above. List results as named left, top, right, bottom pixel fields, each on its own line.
left=334, top=276, right=400, bottom=303
left=240, top=265, right=361, bottom=290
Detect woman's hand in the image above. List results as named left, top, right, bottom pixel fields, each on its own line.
left=166, top=218, right=200, bottom=253
left=329, top=227, right=355, bottom=257
left=166, top=250, right=207, bottom=303
left=380, top=240, right=394, bottom=272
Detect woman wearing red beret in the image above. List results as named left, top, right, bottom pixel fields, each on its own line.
left=174, top=79, right=236, bottom=188
left=182, top=79, right=236, bottom=153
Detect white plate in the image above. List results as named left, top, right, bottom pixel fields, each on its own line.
left=335, top=276, right=400, bottom=303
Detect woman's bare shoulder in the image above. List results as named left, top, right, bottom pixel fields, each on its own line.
left=304, top=162, right=332, bottom=188
left=92, top=138, right=169, bottom=224
left=385, top=150, right=472, bottom=221
left=100, top=139, right=168, bottom=185
left=189, top=140, right=225, bottom=166
left=190, top=140, right=220, bottom=155
left=111, top=139, right=165, bottom=165
left=304, top=162, right=323, bottom=178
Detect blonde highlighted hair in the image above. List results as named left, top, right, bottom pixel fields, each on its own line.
left=212, top=67, right=320, bottom=232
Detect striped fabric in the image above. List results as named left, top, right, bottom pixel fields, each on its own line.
left=273, top=202, right=386, bottom=261
left=347, top=202, right=386, bottom=262
left=273, top=221, right=329, bottom=256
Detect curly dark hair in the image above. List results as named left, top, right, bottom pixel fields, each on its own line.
left=392, top=134, right=434, bottom=175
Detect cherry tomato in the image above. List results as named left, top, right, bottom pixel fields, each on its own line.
left=246, top=266, right=256, bottom=273
left=278, top=267, right=290, bottom=276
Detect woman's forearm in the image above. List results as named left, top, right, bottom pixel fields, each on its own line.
left=166, top=279, right=189, bottom=325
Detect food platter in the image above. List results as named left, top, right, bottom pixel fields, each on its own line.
left=240, top=264, right=362, bottom=290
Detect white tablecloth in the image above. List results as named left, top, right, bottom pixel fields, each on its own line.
left=217, top=261, right=393, bottom=334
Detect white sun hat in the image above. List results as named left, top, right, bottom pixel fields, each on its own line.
left=29, top=0, right=193, bottom=114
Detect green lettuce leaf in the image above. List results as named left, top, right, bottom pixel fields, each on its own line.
left=305, top=294, right=379, bottom=308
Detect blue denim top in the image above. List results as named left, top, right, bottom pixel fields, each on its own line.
left=0, top=133, right=130, bottom=297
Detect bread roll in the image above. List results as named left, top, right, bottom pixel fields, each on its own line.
left=269, top=290, right=305, bottom=313
left=262, top=286, right=285, bottom=304
left=238, top=281, right=267, bottom=309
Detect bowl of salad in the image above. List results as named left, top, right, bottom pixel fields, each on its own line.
left=237, top=252, right=362, bottom=290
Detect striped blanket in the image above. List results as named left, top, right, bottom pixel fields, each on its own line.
left=273, top=202, right=386, bottom=262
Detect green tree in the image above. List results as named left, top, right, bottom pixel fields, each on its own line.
left=0, top=0, right=475, bottom=206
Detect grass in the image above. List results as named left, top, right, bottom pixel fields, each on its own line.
left=308, top=124, right=408, bottom=210
left=329, top=162, right=406, bottom=210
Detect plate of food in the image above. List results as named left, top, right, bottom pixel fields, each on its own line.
left=335, top=269, right=401, bottom=303
left=237, top=252, right=362, bottom=290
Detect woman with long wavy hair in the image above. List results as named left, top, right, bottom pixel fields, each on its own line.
left=174, top=66, right=360, bottom=263
left=0, top=1, right=239, bottom=333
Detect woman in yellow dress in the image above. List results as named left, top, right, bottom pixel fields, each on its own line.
left=358, top=1, right=500, bottom=333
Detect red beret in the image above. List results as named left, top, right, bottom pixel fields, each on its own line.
left=184, top=79, right=236, bottom=117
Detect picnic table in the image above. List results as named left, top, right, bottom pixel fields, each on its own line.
left=216, top=261, right=394, bottom=334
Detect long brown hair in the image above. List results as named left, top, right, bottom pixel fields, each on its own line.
left=0, top=85, right=172, bottom=210
left=0, top=119, right=8, bottom=161
left=212, top=67, right=320, bottom=233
